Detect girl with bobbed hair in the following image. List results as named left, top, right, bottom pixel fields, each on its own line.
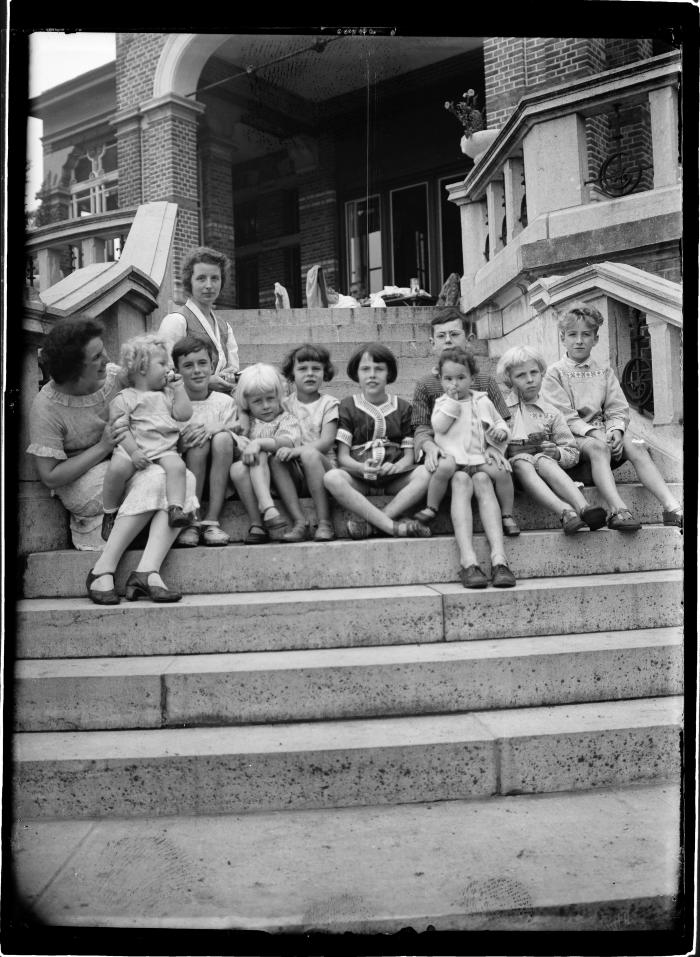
left=158, top=245, right=240, bottom=395
left=27, top=316, right=197, bottom=604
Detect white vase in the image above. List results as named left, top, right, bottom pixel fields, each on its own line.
left=461, top=129, right=500, bottom=164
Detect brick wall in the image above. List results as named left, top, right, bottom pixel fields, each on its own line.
left=299, top=134, right=339, bottom=298
left=115, top=33, right=167, bottom=111
left=200, top=146, right=236, bottom=306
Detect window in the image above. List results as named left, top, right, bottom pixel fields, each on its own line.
left=345, top=195, right=382, bottom=294
left=234, top=201, right=258, bottom=245
left=390, top=183, right=429, bottom=290
left=69, top=142, right=118, bottom=219
left=236, top=256, right=259, bottom=308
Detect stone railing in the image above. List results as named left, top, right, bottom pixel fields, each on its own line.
left=26, top=207, right=138, bottom=292
left=447, top=51, right=681, bottom=311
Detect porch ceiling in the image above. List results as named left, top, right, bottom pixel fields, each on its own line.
left=210, top=34, right=482, bottom=103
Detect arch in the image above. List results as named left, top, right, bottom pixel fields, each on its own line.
left=153, top=34, right=232, bottom=100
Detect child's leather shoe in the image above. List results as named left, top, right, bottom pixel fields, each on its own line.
left=607, top=508, right=641, bottom=531
left=168, top=505, right=190, bottom=528
left=459, top=564, right=488, bottom=589
left=491, top=564, right=516, bottom=587
left=579, top=504, right=607, bottom=530
left=561, top=509, right=586, bottom=535
left=501, top=515, right=521, bottom=536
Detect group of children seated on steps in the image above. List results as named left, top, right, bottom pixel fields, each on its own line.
left=100, top=301, right=683, bottom=591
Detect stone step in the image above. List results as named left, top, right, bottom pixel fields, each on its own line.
left=15, top=570, right=683, bottom=659
left=22, top=525, right=684, bottom=599
left=11, top=781, right=681, bottom=931
left=218, top=481, right=682, bottom=542
left=13, top=627, right=683, bottom=732
left=238, top=339, right=436, bottom=363
left=12, top=696, right=682, bottom=819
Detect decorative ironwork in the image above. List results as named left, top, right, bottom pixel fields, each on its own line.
left=620, top=310, right=654, bottom=413
left=444, top=89, right=485, bottom=136
left=585, top=105, right=652, bottom=198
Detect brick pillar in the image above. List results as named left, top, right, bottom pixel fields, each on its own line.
left=139, top=93, right=206, bottom=302
left=199, top=135, right=236, bottom=307
left=111, top=107, right=143, bottom=208
left=298, top=135, right=339, bottom=297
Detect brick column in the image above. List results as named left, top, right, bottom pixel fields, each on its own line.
left=199, top=135, right=236, bottom=307
left=111, top=107, right=143, bottom=208
left=139, top=93, right=206, bottom=302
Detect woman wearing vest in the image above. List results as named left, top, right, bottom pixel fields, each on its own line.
left=158, top=246, right=240, bottom=395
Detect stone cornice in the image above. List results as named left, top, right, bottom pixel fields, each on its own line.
left=140, top=93, right=207, bottom=124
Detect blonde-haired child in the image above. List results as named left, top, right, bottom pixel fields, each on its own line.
left=102, top=334, right=193, bottom=539
left=542, top=302, right=682, bottom=531
left=230, top=362, right=301, bottom=544
left=497, top=345, right=606, bottom=533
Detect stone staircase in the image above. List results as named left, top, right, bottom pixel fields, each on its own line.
left=10, top=308, right=685, bottom=932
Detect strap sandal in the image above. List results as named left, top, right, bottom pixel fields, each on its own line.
left=313, top=520, right=336, bottom=542
left=579, top=504, right=607, bottom=530
left=560, top=509, right=586, bottom=535
left=124, top=570, right=182, bottom=603
left=346, top=518, right=374, bottom=539
left=491, top=563, right=517, bottom=587
left=501, top=514, right=521, bottom=537
left=201, top=522, right=230, bottom=546
left=459, top=564, right=488, bottom=589
left=244, top=524, right=269, bottom=545
left=412, top=505, right=438, bottom=525
left=283, top=520, right=310, bottom=543
left=101, top=510, right=118, bottom=542
left=176, top=524, right=201, bottom=547
left=86, top=569, right=120, bottom=605
left=606, top=508, right=641, bottom=532
left=262, top=506, right=287, bottom=530
left=392, top=519, right=432, bottom=538
left=662, top=507, right=683, bottom=529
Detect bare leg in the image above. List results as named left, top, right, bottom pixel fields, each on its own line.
left=382, top=465, right=432, bottom=520
left=90, top=511, right=154, bottom=590
left=135, top=508, right=181, bottom=588
left=158, top=454, right=186, bottom=508
left=300, top=447, right=333, bottom=524
left=579, top=437, right=628, bottom=511
left=424, top=455, right=457, bottom=511
left=249, top=453, right=276, bottom=513
left=472, top=471, right=507, bottom=565
left=269, top=456, right=306, bottom=524
left=205, top=432, right=235, bottom=522
left=533, top=457, right=589, bottom=513
left=450, top=470, right=478, bottom=567
left=623, top=435, right=680, bottom=509
left=512, top=459, right=570, bottom=516
left=478, top=462, right=515, bottom=515
left=230, top=460, right=263, bottom=527
left=324, top=468, right=395, bottom=534
left=102, top=456, right=135, bottom=511
left=184, top=442, right=211, bottom=503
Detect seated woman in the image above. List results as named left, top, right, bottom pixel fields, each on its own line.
left=323, top=342, right=432, bottom=538
left=27, top=316, right=197, bottom=604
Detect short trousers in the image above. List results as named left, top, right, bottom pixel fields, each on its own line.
left=567, top=436, right=628, bottom=484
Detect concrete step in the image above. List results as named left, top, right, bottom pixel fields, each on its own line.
left=22, top=525, right=684, bottom=599
left=15, top=570, right=683, bottom=659
left=11, top=781, right=681, bottom=931
left=238, top=339, right=436, bottom=364
left=12, top=696, right=682, bottom=819
left=217, top=481, right=682, bottom=542
left=13, top=627, right=683, bottom=732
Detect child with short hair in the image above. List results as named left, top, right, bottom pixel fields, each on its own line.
left=497, top=345, right=607, bottom=533
left=102, top=334, right=193, bottom=540
left=229, top=363, right=301, bottom=544
left=171, top=335, right=238, bottom=546
left=269, top=343, right=340, bottom=542
left=412, top=346, right=516, bottom=588
left=542, top=302, right=683, bottom=531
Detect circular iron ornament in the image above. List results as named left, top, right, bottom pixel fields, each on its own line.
left=598, top=152, right=644, bottom=197
left=519, top=194, right=528, bottom=228
left=501, top=215, right=508, bottom=248
left=621, top=356, right=654, bottom=409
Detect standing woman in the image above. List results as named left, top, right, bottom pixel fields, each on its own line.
left=158, top=246, right=239, bottom=394
left=27, top=316, right=197, bottom=603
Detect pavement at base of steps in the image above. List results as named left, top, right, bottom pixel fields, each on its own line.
left=11, top=779, right=681, bottom=934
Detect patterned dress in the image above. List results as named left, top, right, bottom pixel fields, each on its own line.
left=336, top=393, right=414, bottom=486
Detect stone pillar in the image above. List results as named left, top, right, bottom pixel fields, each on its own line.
left=645, top=316, right=683, bottom=425
left=447, top=181, right=488, bottom=293
left=503, top=157, right=526, bottom=243
left=523, top=114, right=588, bottom=220
left=199, top=135, right=236, bottom=307
left=485, top=180, right=506, bottom=256
left=140, top=93, right=206, bottom=302
left=648, top=86, right=680, bottom=189
left=36, top=248, right=64, bottom=291
left=81, top=237, right=106, bottom=266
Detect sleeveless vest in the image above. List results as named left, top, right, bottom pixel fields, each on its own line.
left=175, top=303, right=231, bottom=368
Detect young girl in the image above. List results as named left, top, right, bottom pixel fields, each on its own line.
left=323, top=342, right=432, bottom=538
left=497, top=345, right=607, bottom=534
left=269, top=344, right=340, bottom=542
left=413, top=346, right=513, bottom=528
left=229, top=363, right=301, bottom=544
left=542, top=302, right=683, bottom=531
left=414, top=346, right=516, bottom=588
left=102, top=334, right=193, bottom=540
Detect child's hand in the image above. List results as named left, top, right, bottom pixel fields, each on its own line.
left=180, top=421, right=209, bottom=449
left=102, top=421, right=128, bottom=449
left=378, top=461, right=399, bottom=477
left=486, top=425, right=508, bottom=443
left=131, top=449, right=150, bottom=470
left=242, top=439, right=261, bottom=465
left=276, top=446, right=301, bottom=462
left=606, top=429, right=624, bottom=457
left=235, top=435, right=250, bottom=452
left=363, top=460, right=381, bottom=481
left=485, top=447, right=512, bottom=472
left=539, top=440, right=561, bottom=460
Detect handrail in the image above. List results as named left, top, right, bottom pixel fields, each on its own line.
left=25, top=208, right=138, bottom=251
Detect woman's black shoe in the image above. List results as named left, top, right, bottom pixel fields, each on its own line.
left=86, top=569, right=120, bottom=605
left=124, top=570, right=182, bottom=603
